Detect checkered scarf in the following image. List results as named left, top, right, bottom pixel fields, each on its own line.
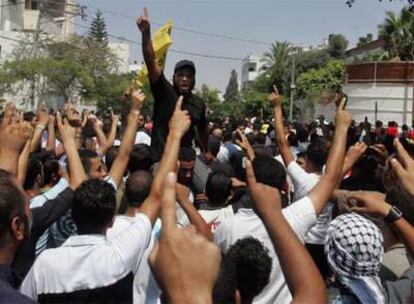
left=325, top=213, right=385, bottom=303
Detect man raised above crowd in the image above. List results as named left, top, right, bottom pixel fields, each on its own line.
left=136, top=7, right=212, bottom=162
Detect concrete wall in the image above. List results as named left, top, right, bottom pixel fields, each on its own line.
left=343, top=82, right=414, bottom=125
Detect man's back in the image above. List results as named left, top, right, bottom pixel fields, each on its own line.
left=20, top=214, right=151, bottom=303
left=214, top=197, right=317, bottom=304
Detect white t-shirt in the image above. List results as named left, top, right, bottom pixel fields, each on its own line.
left=286, top=161, right=333, bottom=245
left=107, top=216, right=162, bottom=304
left=199, top=205, right=235, bottom=233
left=177, top=205, right=235, bottom=233
left=20, top=214, right=152, bottom=302
left=214, top=196, right=317, bottom=304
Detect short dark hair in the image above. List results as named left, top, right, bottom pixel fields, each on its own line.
left=124, top=171, right=153, bottom=208
left=0, top=170, right=26, bottom=248
left=226, top=237, right=272, bottom=302
left=105, top=147, right=119, bottom=172
left=208, top=136, right=221, bottom=158
left=306, top=139, right=328, bottom=169
left=179, top=147, right=196, bottom=162
left=79, top=149, right=99, bottom=174
left=206, top=171, right=232, bottom=207
left=252, top=155, right=286, bottom=190
left=23, top=159, right=43, bottom=190
left=128, top=144, right=154, bottom=173
left=213, top=255, right=237, bottom=303
left=72, top=179, right=116, bottom=234
left=43, top=159, right=60, bottom=186
left=256, top=133, right=266, bottom=145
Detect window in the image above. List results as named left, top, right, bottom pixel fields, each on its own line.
left=25, top=0, right=39, bottom=10
left=248, top=62, right=257, bottom=72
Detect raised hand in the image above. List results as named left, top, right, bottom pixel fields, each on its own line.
left=169, top=96, right=191, bottom=138
left=268, top=84, right=282, bottom=108
left=246, top=159, right=282, bottom=217
left=335, top=97, right=352, bottom=131
left=1, top=121, right=33, bottom=154
left=390, top=139, right=414, bottom=197
left=37, top=103, right=49, bottom=128
left=56, top=112, right=76, bottom=143
left=148, top=173, right=221, bottom=303
left=136, top=7, right=150, bottom=34
left=1, top=102, right=15, bottom=129
left=343, top=142, right=367, bottom=174
left=347, top=191, right=391, bottom=217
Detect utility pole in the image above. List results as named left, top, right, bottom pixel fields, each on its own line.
left=289, top=51, right=296, bottom=121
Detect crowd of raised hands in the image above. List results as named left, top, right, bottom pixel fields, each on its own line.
left=1, top=8, right=414, bottom=304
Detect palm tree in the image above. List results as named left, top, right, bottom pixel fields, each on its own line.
left=262, top=41, right=292, bottom=94
left=379, top=7, right=414, bottom=61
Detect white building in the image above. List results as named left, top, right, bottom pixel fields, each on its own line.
left=0, top=0, right=77, bottom=109
left=241, top=55, right=269, bottom=90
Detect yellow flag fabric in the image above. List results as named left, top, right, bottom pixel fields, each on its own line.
left=136, top=20, right=173, bottom=87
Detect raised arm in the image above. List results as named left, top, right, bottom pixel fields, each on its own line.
left=56, top=112, right=87, bottom=189
left=139, top=96, right=191, bottom=224
left=246, top=160, right=326, bottom=303
left=269, top=85, right=294, bottom=166
left=91, top=117, right=110, bottom=156
left=136, top=7, right=162, bottom=82
left=236, top=129, right=255, bottom=161
left=148, top=173, right=221, bottom=304
left=0, top=103, right=33, bottom=175
left=109, top=89, right=145, bottom=187
left=17, top=139, right=32, bottom=185
left=176, top=183, right=213, bottom=241
left=106, top=110, right=119, bottom=148
left=341, top=141, right=367, bottom=176
left=30, top=105, right=49, bottom=153
left=309, top=98, right=351, bottom=214
left=390, top=138, right=414, bottom=197
left=45, top=114, right=56, bottom=154
left=348, top=190, right=414, bottom=256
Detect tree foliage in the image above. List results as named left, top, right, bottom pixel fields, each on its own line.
left=379, top=7, right=414, bottom=60
left=357, top=33, right=374, bottom=47
left=296, top=60, right=345, bottom=103
left=88, top=10, right=108, bottom=46
left=223, top=69, right=240, bottom=103
left=328, top=34, right=349, bottom=58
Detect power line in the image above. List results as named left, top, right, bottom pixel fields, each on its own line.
left=67, top=20, right=245, bottom=61
left=79, top=3, right=273, bottom=46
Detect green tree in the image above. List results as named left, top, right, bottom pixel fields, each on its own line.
left=379, top=7, right=414, bottom=60
left=262, top=41, right=292, bottom=94
left=195, top=84, right=221, bottom=108
left=88, top=10, right=108, bottom=46
left=356, top=33, right=374, bottom=47
left=328, top=34, right=349, bottom=58
left=223, top=69, right=240, bottom=103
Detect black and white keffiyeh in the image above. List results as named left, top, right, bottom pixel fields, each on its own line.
left=325, top=213, right=385, bottom=303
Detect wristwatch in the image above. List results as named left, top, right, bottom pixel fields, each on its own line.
left=384, top=206, right=403, bottom=223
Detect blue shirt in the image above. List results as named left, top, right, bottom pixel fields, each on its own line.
left=0, top=265, right=35, bottom=304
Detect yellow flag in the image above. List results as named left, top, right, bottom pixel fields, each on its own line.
left=136, top=20, right=173, bottom=87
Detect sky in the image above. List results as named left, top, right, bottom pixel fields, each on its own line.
left=74, top=0, right=407, bottom=92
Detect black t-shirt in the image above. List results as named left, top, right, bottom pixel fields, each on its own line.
left=150, top=73, right=207, bottom=161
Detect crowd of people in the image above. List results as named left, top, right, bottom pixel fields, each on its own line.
left=1, top=7, right=414, bottom=304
